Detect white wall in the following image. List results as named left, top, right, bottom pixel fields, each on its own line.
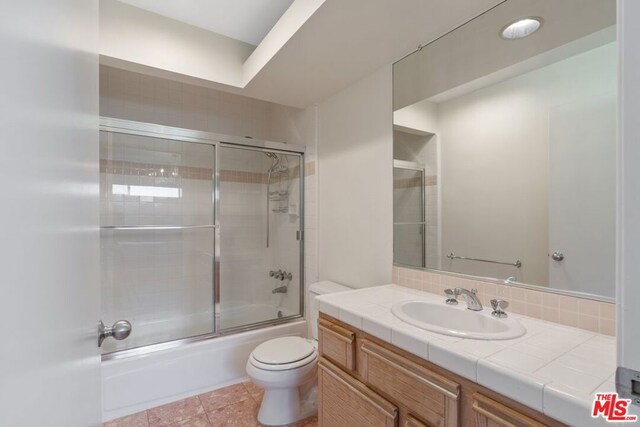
left=317, top=65, right=394, bottom=288
left=436, top=43, right=616, bottom=290
left=617, top=0, right=640, bottom=373
left=100, top=0, right=253, bottom=88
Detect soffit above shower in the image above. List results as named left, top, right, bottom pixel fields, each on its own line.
left=115, top=0, right=295, bottom=46
left=100, top=0, right=504, bottom=108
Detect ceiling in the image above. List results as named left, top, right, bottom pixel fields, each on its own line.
left=243, top=0, right=503, bottom=107
left=394, top=0, right=617, bottom=109
left=104, top=0, right=505, bottom=108
left=116, top=0, right=295, bottom=45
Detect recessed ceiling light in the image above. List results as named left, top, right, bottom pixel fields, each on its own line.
left=500, top=17, right=543, bottom=40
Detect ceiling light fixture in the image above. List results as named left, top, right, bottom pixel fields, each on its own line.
left=500, top=17, right=543, bottom=40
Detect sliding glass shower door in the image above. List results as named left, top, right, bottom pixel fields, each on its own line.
left=218, top=146, right=303, bottom=331
left=99, top=119, right=305, bottom=356
left=393, top=160, right=426, bottom=268
left=99, top=130, right=216, bottom=354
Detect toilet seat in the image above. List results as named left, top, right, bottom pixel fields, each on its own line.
left=249, top=337, right=318, bottom=371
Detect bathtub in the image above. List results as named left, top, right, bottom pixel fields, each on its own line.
left=101, top=304, right=296, bottom=354
left=101, top=319, right=307, bottom=422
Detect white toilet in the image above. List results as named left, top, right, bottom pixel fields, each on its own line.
left=246, top=281, right=351, bottom=426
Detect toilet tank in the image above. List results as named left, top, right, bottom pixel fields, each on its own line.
left=308, top=281, right=352, bottom=340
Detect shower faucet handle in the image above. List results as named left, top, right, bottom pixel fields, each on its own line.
left=269, top=270, right=281, bottom=279
left=269, top=270, right=292, bottom=280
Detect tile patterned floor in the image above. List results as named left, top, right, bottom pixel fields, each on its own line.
left=103, top=381, right=318, bottom=427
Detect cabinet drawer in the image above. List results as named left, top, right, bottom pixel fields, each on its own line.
left=472, top=393, right=546, bottom=427
left=360, top=340, right=460, bottom=427
left=318, top=318, right=356, bottom=372
left=318, top=358, right=398, bottom=427
left=403, top=414, right=434, bottom=427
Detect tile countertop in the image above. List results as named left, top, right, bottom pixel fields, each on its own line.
left=316, top=284, right=626, bottom=427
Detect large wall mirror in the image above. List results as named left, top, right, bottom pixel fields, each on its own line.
left=393, top=0, right=616, bottom=300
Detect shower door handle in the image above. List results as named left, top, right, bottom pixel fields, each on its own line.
left=98, top=320, right=132, bottom=347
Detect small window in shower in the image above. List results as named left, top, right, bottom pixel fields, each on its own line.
left=99, top=130, right=215, bottom=354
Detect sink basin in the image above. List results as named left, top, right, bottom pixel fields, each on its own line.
left=391, top=300, right=526, bottom=340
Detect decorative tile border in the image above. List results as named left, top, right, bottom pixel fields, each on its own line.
left=219, top=169, right=267, bottom=184
left=305, top=161, right=316, bottom=177
left=393, top=265, right=615, bottom=336
left=100, top=159, right=316, bottom=183
left=393, top=175, right=437, bottom=189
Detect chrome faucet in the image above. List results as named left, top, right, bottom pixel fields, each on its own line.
left=272, top=285, right=288, bottom=294
left=455, top=288, right=483, bottom=311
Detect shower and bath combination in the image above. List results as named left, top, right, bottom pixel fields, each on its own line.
left=99, top=118, right=305, bottom=358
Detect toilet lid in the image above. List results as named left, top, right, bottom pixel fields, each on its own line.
left=252, top=337, right=315, bottom=365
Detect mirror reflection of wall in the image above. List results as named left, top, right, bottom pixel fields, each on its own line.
left=392, top=0, right=616, bottom=299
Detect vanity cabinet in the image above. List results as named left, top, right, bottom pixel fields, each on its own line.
left=318, top=318, right=356, bottom=372
left=471, top=393, right=546, bottom=427
left=319, top=358, right=398, bottom=426
left=359, top=340, right=460, bottom=427
left=317, top=314, right=566, bottom=427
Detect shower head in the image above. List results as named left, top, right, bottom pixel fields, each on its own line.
left=265, top=151, right=288, bottom=173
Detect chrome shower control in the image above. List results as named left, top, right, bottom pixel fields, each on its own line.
left=490, top=299, right=509, bottom=318
left=269, top=269, right=292, bottom=281
left=98, top=319, right=132, bottom=347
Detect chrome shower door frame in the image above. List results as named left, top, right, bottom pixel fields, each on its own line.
left=99, top=118, right=306, bottom=361
left=393, top=159, right=427, bottom=269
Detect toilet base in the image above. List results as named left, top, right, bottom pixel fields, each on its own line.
left=257, top=382, right=317, bottom=426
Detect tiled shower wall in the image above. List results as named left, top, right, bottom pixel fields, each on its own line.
left=99, top=65, right=319, bottom=335
left=217, top=151, right=303, bottom=329
left=393, top=265, right=616, bottom=336
left=100, top=66, right=306, bottom=145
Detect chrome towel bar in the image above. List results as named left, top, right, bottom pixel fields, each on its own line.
left=447, top=252, right=522, bottom=268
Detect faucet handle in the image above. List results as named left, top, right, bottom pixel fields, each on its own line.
left=444, top=288, right=458, bottom=305
left=490, top=299, right=509, bottom=318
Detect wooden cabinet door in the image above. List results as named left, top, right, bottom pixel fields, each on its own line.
left=318, top=318, right=356, bottom=372
left=402, top=413, right=434, bottom=427
left=318, top=358, right=398, bottom=427
left=360, top=340, right=460, bottom=427
left=472, top=393, right=546, bottom=427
